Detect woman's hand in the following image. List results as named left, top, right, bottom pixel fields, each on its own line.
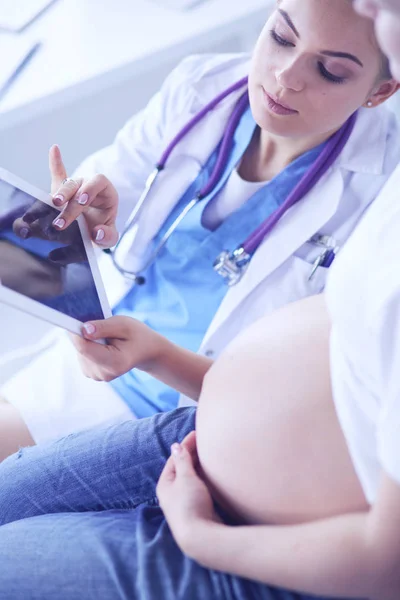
left=156, top=432, right=222, bottom=557
left=70, top=316, right=168, bottom=382
left=13, top=145, right=119, bottom=259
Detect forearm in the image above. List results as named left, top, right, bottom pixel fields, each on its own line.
left=189, top=514, right=384, bottom=599
left=145, top=339, right=213, bottom=402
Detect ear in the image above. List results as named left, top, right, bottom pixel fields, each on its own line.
left=365, top=79, right=400, bottom=108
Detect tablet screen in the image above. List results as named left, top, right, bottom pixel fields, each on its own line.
left=0, top=177, right=105, bottom=322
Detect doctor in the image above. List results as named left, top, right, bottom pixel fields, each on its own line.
left=2, top=1, right=400, bottom=599
left=0, top=0, right=399, bottom=459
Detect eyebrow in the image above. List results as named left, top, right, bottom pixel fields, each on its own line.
left=320, top=51, right=364, bottom=68
left=277, top=9, right=364, bottom=68
left=278, top=9, right=300, bottom=38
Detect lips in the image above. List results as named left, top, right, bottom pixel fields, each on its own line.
left=268, top=92, right=296, bottom=111
left=262, top=88, right=298, bottom=116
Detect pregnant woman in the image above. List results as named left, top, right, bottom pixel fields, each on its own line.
left=0, top=298, right=371, bottom=600
left=0, top=0, right=400, bottom=598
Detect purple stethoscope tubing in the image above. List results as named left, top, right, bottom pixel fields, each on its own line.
left=159, top=73, right=356, bottom=255
left=157, top=76, right=249, bottom=173
left=113, top=76, right=249, bottom=258
left=112, top=76, right=356, bottom=279
left=242, top=110, right=357, bottom=255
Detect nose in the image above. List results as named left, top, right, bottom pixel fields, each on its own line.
left=276, top=56, right=305, bottom=93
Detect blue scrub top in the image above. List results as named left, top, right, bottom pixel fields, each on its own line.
left=111, top=105, right=326, bottom=418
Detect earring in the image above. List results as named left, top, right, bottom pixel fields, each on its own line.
left=366, top=101, right=373, bottom=108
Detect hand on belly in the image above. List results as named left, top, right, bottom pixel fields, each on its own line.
left=196, top=295, right=368, bottom=525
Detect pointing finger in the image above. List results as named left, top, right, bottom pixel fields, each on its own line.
left=49, top=145, right=68, bottom=195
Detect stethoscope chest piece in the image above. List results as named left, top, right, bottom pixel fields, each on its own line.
left=213, top=247, right=251, bottom=286
left=111, top=75, right=355, bottom=286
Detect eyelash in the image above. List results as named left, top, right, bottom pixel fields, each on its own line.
left=269, top=30, right=347, bottom=85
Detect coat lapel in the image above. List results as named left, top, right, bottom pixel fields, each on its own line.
left=111, top=56, right=391, bottom=320
left=130, top=85, right=248, bottom=258
left=204, top=167, right=344, bottom=338
left=204, top=105, right=392, bottom=337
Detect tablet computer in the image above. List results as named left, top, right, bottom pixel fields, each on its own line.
left=0, top=167, right=111, bottom=335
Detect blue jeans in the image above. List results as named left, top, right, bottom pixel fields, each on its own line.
left=0, top=407, right=351, bottom=600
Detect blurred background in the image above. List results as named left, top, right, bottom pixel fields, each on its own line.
left=0, top=0, right=270, bottom=382
left=0, top=0, right=399, bottom=383
left=0, top=0, right=270, bottom=188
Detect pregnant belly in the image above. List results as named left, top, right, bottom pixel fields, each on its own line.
left=196, top=295, right=368, bottom=525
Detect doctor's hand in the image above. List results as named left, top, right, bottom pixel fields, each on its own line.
left=156, top=432, right=222, bottom=558
left=70, top=316, right=168, bottom=382
left=48, top=145, right=119, bottom=248
left=13, top=145, right=119, bottom=259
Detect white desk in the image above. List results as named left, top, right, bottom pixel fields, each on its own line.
left=0, top=0, right=269, bottom=377
left=0, top=0, right=268, bottom=188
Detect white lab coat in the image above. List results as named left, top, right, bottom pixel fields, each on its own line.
left=3, top=53, right=400, bottom=436
left=76, top=53, right=400, bottom=360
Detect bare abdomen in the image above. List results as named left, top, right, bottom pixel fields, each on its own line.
left=196, top=295, right=368, bottom=525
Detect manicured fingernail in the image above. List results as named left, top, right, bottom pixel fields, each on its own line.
left=96, top=229, right=105, bottom=242
left=171, top=443, right=181, bottom=456
left=83, top=323, right=96, bottom=335
left=19, top=226, right=30, bottom=239
left=53, top=218, right=65, bottom=229
left=78, top=193, right=88, bottom=205
left=53, top=194, right=65, bottom=206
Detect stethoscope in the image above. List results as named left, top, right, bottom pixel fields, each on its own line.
left=111, top=76, right=356, bottom=286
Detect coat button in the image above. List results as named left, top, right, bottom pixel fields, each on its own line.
left=205, top=349, right=214, bottom=358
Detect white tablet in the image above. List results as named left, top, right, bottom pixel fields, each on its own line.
left=0, top=167, right=112, bottom=335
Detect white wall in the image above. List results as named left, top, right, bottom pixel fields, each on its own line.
left=0, top=36, right=258, bottom=191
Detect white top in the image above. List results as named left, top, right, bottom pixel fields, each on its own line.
left=202, top=167, right=267, bottom=230
left=326, top=164, right=400, bottom=504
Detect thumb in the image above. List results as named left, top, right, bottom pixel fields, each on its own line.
left=171, top=444, right=196, bottom=477
left=82, top=316, right=131, bottom=341
left=92, top=223, right=119, bottom=248
left=181, top=431, right=197, bottom=455
left=49, top=144, right=67, bottom=194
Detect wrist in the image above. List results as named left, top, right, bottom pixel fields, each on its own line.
left=183, top=519, right=225, bottom=564
left=137, top=329, right=172, bottom=374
